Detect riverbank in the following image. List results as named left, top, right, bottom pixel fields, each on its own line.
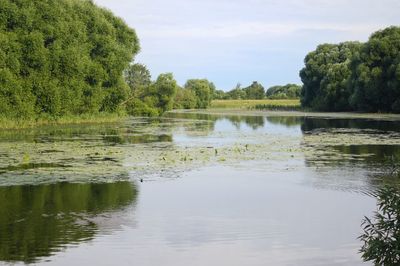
left=211, top=99, right=300, bottom=109
left=170, top=108, right=400, bottom=121
left=0, top=113, right=126, bottom=130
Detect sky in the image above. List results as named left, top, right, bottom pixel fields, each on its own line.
left=94, top=0, right=400, bottom=90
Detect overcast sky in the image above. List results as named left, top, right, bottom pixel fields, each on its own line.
left=95, top=0, right=400, bottom=90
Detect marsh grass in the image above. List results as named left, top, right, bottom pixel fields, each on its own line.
left=0, top=113, right=126, bottom=130
left=211, top=99, right=301, bottom=110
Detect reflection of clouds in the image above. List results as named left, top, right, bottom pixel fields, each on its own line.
left=161, top=217, right=281, bottom=248
left=51, top=167, right=372, bottom=266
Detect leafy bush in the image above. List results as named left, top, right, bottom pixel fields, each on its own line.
left=300, top=26, right=400, bottom=113
left=174, top=88, right=197, bottom=109
left=267, top=84, right=301, bottom=99
left=0, top=0, right=139, bottom=119
left=360, top=187, right=400, bottom=265
left=184, top=79, right=213, bottom=109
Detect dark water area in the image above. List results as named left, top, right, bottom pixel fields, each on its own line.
left=1, top=112, right=400, bottom=265
left=0, top=182, right=137, bottom=264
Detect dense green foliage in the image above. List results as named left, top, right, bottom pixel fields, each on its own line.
left=300, top=42, right=362, bottom=111
left=213, top=89, right=229, bottom=100
left=0, top=0, right=139, bottom=119
left=213, top=82, right=267, bottom=100
left=183, top=79, right=214, bottom=109
left=350, top=27, right=400, bottom=113
left=242, top=81, right=265, bottom=99
left=125, top=69, right=178, bottom=116
left=124, top=64, right=216, bottom=112
left=300, top=26, right=400, bottom=113
left=266, top=84, right=301, bottom=99
left=174, top=87, right=197, bottom=109
left=360, top=186, right=400, bottom=265
left=124, top=63, right=151, bottom=96
left=226, top=84, right=246, bottom=100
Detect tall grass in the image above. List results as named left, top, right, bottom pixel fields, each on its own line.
left=211, top=99, right=301, bottom=110
left=0, top=113, right=126, bottom=130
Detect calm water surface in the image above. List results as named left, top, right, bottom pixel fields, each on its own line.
left=1, top=112, right=400, bottom=265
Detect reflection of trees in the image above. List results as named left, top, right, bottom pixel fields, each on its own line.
left=331, top=145, right=400, bottom=165
left=0, top=122, right=174, bottom=145
left=165, top=112, right=267, bottom=130
left=266, top=116, right=302, bottom=127
left=164, top=112, right=217, bottom=134
left=103, top=133, right=172, bottom=145
left=164, top=112, right=219, bottom=123
left=301, top=118, right=400, bottom=132
left=300, top=117, right=400, bottom=192
left=301, top=116, right=400, bottom=169
left=0, top=181, right=137, bottom=264
left=303, top=143, right=400, bottom=174
left=225, top=116, right=265, bottom=130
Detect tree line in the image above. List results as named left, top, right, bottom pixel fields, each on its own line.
left=213, top=82, right=301, bottom=100
left=0, top=0, right=301, bottom=121
left=300, top=26, right=400, bottom=113
left=123, top=63, right=216, bottom=115
left=0, top=0, right=221, bottom=120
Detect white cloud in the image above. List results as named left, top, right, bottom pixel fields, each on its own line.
left=139, top=21, right=388, bottom=39
left=95, top=0, right=400, bottom=89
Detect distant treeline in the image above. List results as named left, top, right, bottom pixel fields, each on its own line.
left=124, top=63, right=215, bottom=115
left=213, top=82, right=301, bottom=100
left=300, top=26, right=400, bottom=113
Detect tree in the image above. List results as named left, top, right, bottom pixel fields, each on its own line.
left=213, top=89, right=228, bottom=100
left=0, top=0, right=140, bottom=119
left=124, top=63, right=151, bottom=96
left=184, top=79, right=213, bottom=109
left=227, top=83, right=246, bottom=99
left=174, top=87, right=197, bottom=109
left=299, top=42, right=362, bottom=111
left=126, top=72, right=178, bottom=116
left=350, top=26, right=400, bottom=113
left=266, top=84, right=301, bottom=99
left=243, top=81, right=265, bottom=99
left=152, top=73, right=178, bottom=112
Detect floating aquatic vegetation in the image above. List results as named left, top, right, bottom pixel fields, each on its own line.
left=1, top=111, right=400, bottom=186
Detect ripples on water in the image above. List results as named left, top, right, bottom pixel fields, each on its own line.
left=1, top=112, right=400, bottom=265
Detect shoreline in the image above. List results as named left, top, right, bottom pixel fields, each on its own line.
left=3, top=108, right=400, bottom=131
left=169, top=108, right=400, bottom=121
left=0, top=113, right=127, bottom=130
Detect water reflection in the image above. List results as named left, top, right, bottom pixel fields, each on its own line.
left=301, top=117, right=400, bottom=132
left=0, top=122, right=174, bottom=145
left=332, top=145, right=400, bottom=164
left=1, top=112, right=400, bottom=265
left=266, top=116, right=303, bottom=127
left=0, top=181, right=137, bottom=264
left=168, top=112, right=400, bottom=182
left=165, top=112, right=266, bottom=130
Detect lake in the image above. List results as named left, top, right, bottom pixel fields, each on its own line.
left=1, top=111, right=400, bottom=265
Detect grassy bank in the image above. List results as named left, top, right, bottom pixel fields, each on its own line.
left=0, top=113, right=126, bottom=130
left=211, top=99, right=301, bottom=110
